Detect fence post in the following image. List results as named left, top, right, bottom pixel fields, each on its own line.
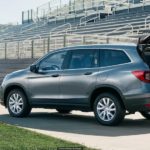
left=48, top=37, right=50, bottom=52
left=43, top=39, right=46, bottom=55
left=83, top=36, right=86, bottom=45
left=142, top=0, right=145, bottom=10
left=64, top=34, right=66, bottom=47
left=28, top=10, right=30, bottom=23
left=74, top=0, right=76, bottom=13
left=18, top=42, right=20, bottom=59
left=5, top=43, right=7, bottom=60
left=69, top=0, right=71, bottom=12
left=31, top=40, right=34, bottom=58
left=48, top=2, right=51, bottom=17
left=92, top=0, right=95, bottom=8
left=37, top=7, right=39, bottom=20
left=22, top=11, right=24, bottom=24
left=83, top=0, right=85, bottom=10
left=106, top=37, right=109, bottom=44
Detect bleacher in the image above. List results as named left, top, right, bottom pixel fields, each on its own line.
left=0, top=0, right=149, bottom=82
left=0, top=0, right=149, bottom=42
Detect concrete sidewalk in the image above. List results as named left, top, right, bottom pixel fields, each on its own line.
left=0, top=106, right=150, bottom=150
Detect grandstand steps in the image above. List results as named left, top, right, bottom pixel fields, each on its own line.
left=1, top=10, right=150, bottom=43
left=2, top=22, right=147, bottom=42
left=0, top=2, right=150, bottom=58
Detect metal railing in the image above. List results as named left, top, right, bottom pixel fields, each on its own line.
left=80, top=11, right=100, bottom=25
left=49, top=23, right=72, bottom=50
left=49, top=33, right=139, bottom=51
left=22, top=0, right=149, bottom=24
left=66, top=26, right=78, bottom=34
left=0, top=25, right=14, bottom=34
left=20, top=35, right=43, bottom=58
left=50, top=23, right=72, bottom=36
left=20, top=21, right=48, bottom=34
left=0, top=22, right=43, bottom=42
left=130, top=24, right=150, bottom=36
left=23, top=35, right=42, bottom=43
left=145, top=15, right=150, bottom=29
left=0, top=25, right=18, bottom=40
left=80, top=13, right=101, bottom=26
left=104, top=23, right=134, bottom=36
left=20, top=23, right=37, bottom=33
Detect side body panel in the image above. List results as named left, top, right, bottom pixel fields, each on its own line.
left=59, top=68, right=100, bottom=106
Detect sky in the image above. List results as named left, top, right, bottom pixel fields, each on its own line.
left=0, top=0, right=50, bottom=24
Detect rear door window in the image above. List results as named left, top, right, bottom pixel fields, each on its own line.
left=100, top=49, right=131, bottom=67
left=68, top=49, right=99, bottom=69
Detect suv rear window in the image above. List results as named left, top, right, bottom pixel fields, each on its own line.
left=100, top=49, right=131, bottom=67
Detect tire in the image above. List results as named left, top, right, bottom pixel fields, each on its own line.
left=140, top=111, right=150, bottom=120
left=93, top=93, right=125, bottom=126
left=7, top=89, right=32, bottom=117
left=56, top=109, right=71, bottom=114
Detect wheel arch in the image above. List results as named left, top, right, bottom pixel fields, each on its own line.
left=89, top=85, right=126, bottom=110
left=4, top=84, right=29, bottom=107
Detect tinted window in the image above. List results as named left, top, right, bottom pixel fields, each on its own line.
left=144, top=52, right=150, bottom=65
left=100, top=49, right=130, bottom=67
left=39, top=51, right=67, bottom=71
left=69, top=49, right=99, bottom=69
left=142, top=46, right=150, bottom=65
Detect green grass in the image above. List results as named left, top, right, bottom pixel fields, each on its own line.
left=0, top=122, right=93, bottom=150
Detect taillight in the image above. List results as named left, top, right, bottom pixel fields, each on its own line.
left=132, top=71, right=150, bottom=83
left=145, top=104, right=150, bottom=108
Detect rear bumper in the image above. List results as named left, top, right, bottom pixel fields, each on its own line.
left=124, top=93, right=150, bottom=112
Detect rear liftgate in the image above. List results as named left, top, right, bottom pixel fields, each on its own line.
left=138, top=35, right=150, bottom=67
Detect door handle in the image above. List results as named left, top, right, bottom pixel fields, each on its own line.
left=84, top=72, right=93, bottom=75
left=51, top=74, right=60, bottom=77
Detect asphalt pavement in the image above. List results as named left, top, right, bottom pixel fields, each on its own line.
left=0, top=106, right=150, bottom=150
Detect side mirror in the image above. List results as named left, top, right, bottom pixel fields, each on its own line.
left=30, top=64, right=38, bottom=73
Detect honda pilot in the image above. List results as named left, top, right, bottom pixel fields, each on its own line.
left=0, top=36, right=150, bottom=126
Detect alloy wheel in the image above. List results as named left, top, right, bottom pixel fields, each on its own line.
left=8, top=93, right=24, bottom=114
left=97, top=97, right=116, bottom=122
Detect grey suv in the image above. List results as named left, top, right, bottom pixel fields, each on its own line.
left=0, top=36, right=150, bottom=126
